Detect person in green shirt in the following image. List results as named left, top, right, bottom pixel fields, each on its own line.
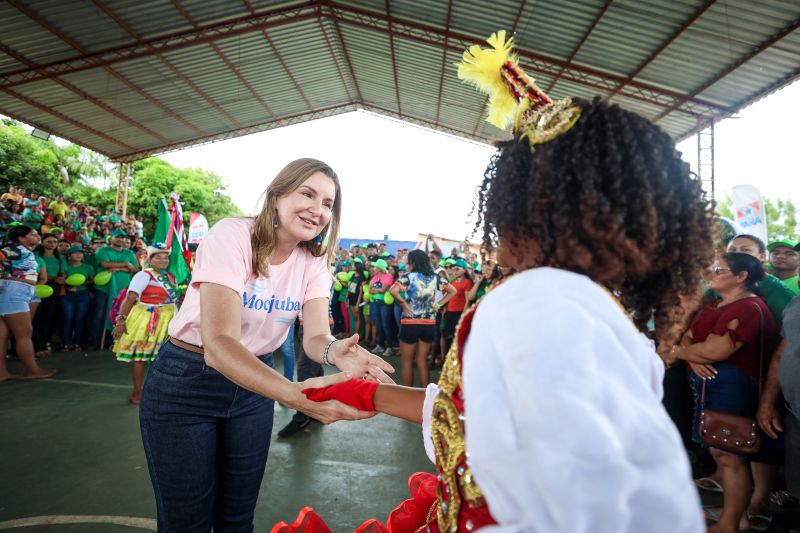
left=95, top=230, right=139, bottom=296
left=60, top=247, right=95, bottom=350
left=767, top=239, right=800, bottom=296
left=728, top=235, right=796, bottom=325
left=32, top=233, right=65, bottom=356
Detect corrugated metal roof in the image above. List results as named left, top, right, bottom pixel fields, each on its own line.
left=0, top=0, right=797, bottom=161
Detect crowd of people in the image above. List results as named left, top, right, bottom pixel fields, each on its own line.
left=3, top=30, right=800, bottom=531
left=0, top=187, right=181, bottom=403
left=326, top=238, right=512, bottom=386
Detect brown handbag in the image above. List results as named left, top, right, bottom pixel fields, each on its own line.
left=698, top=301, right=764, bottom=454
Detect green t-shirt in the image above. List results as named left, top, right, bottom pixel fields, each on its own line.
left=758, top=274, right=796, bottom=325
left=84, top=253, right=97, bottom=269
left=781, top=275, right=800, bottom=297
left=94, top=246, right=138, bottom=293
left=24, top=213, right=43, bottom=230
left=63, top=262, right=95, bottom=292
left=37, top=253, right=62, bottom=278
left=35, top=256, right=45, bottom=278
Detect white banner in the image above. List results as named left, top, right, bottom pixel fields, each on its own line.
left=731, top=185, right=768, bottom=244
left=188, top=212, right=209, bottom=244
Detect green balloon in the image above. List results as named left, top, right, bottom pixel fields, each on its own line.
left=65, top=273, right=86, bottom=286
left=94, top=270, right=112, bottom=286
left=333, top=281, right=343, bottom=292
left=383, top=293, right=395, bottom=305
left=34, top=284, right=54, bottom=298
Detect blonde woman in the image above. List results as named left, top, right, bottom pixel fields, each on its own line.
left=139, top=158, right=394, bottom=531
left=112, top=244, right=178, bottom=404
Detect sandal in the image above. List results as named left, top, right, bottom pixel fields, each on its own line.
left=746, top=512, right=773, bottom=532
left=695, top=477, right=724, bottom=493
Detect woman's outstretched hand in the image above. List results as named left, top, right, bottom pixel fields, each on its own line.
left=331, top=334, right=395, bottom=383
left=293, top=372, right=376, bottom=423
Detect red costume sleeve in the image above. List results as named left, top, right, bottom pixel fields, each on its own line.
left=302, top=378, right=379, bottom=411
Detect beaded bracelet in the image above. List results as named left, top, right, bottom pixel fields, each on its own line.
left=322, top=339, right=337, bottom=366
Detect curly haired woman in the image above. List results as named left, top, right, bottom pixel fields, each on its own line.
left=276, top=33, right=712, bottom=533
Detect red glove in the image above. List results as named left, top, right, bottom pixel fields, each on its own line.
left=302, top=378, right=379, bottom=411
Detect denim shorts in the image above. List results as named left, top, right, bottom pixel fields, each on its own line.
left=689, top=362, right=758, bottom=450
left=0, top=280, right=34, bottom=315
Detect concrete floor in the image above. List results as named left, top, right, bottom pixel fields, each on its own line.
left=0, top=349, right=435, bottom=532
left=4, top=350, right=800, bottom=532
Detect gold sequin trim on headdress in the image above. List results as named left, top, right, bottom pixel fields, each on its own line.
left=458, top=31, right=581, bottom=146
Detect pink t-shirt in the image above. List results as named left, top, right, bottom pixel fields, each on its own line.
left=169, top=218, right=332, bottom=356
left=370, top=273, right=394, bottom=300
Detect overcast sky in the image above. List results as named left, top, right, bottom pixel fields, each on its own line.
left=161, top=80, right=799, bottom=241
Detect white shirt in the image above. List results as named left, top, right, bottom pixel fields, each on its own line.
left=421, top=267, right=703, bottom=533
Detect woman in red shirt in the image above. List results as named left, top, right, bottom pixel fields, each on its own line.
left=442, top=258, right=473, bottom=355
left=671, top=252, right=778, bottom=532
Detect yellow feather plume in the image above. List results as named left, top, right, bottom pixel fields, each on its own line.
left=457, top=30, right=518, bottom=129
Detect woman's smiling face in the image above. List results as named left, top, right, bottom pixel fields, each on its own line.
left=275, top=171, right=336, bottom=244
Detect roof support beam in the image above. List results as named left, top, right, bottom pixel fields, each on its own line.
left=386, top=0, right=402, bottom=116
left=7, top=0, right=202, bottom=139
left=316, top=9, right=353, bottom=102
left=115, top=103, right=358, bottom=162
left=0, top=87, right=135, bottom=152
left=325, top=1, right=733, bottom=119
left=5, top=2, right=176, bottom=144
left=544, top=0, right=614, bottom=94
left=172, top=0, right=282, bottom=123
left=607, top=0, right=716, bottom=101
left=654, top=16, right=800, bottom=122
left=92, top=0, right=242, bottom=129
left=433, top=0, right=454, bottom=127
left=0, top=2, right=319, bottom=90
left=243, top=0, right=315, bottom=112
left=318, top=1, right=364, bottom=104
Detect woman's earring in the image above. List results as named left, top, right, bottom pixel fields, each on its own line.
left=314, top=235, right=323, bottom=245
left=273, top=216, right=279, bottom=228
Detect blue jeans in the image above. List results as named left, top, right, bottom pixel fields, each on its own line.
left=374, top=300, right=394, bottom=348
left=87, top=288, right=107, bottom=347
left=60, top=290, right=90, bottom=346
left=392, top=302, right=402, bottom=347
left=275, top=321, right=295, bottom=381
left=140, top=341, right=275, bottom=532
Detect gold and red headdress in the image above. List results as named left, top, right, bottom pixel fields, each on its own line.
left=458, top=31, right=581, bottom=146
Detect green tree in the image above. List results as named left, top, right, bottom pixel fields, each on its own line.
left=715, top=195, right=798, bottom=242
left=129, top=158, right=242, bottom=238
left=0, top=121, right=61, bottom=192
left=0, top=122, right=241, bottom=233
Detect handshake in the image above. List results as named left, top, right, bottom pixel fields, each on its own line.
left=301, top=378, right=379, bottom=412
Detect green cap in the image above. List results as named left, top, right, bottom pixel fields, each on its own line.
left=454, top=258, right=470, bottom=268
left=768, top=239, right=798, bottom=252
left=380, top=251, right=390, bottom=257
left=372, top=259, right=388, bottom=272
left=444, top=258, right=457, bottom=266
left=50, top=227, right=63, bottom=233
left=342, top=260, right=352, bottom=267
left=361, top=243, right=369, bottom=248
left=353, top=256, right=364, bottom=264
left=399, top=264, right=407, bottom=271
left=66, top=246, right=84, bottom=255
left=111, top=229, right=127, bottom=237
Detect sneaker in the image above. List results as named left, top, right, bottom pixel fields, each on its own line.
left=277, top=416, right=310, bottom=438
left=382, top=347, right=394, bottom=357
left=373, top=345, right=385, bottom=354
